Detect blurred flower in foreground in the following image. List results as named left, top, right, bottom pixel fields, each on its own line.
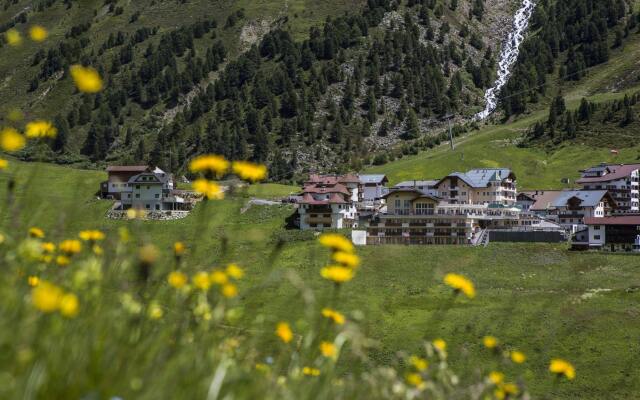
left=5, top=29, right=22, bottom=46
left=192, top=178, right=224, bottom=200
left=302, top=367, right=320, bottom=376
left=126, top=208, right=147, bottom=220
left=221, top=283, right=238, bottom=298
left=69, top=65, right=103, bottom=93
left=320, top=265, right=354, bottom=284
left=0, top=158, right=7, bottom=170
left=321, top=308, right=345, bottom=325
left=25, top=120, right=57, bottom=138
left=406, top=373, right=425, bottom=389
left=148, top=302, right=163, bottom=320
left=488, top=371, right=504, bottom=385
left=494, top=382, right=519, bottom=399
left=232, top=161, right=267, bottom=182
left=79, top=230, right=105, bottom=242
left=483, top=335, right=498, bottom=349
left=443, top=273, right=476, bottom=299
left=210, top=270, right=228, bottom=285
left=1, top=127, right=26, bottom=152
left=27, top=276, right=40, bottom=287
left=433, top=338, right=447, bottom=354
left=173, top=241, right=186, bottom=257
left=319, top=233, right=354, bottom=253
left=193, top=272, right=212, bottom=291
left=319, top=341, right=336, bottom=359
left=549, top=358, right=575, bottom=380
left=59, top=293, right=79, bottom=317
left=511, top=350, right=526, bottom=364
left=225, top=263, right=244, bottom=279
left=189, top=154, right=229, bottom=177
left=29, top=227, right=45, bottom=239
left=409, top=355, right=428, bottom=371
left=332, top=251, right=360, bottom=268
left=167, top=271, right=187, bottom=289
left=276, top=322, right=293, bottom=343
left=31, top=281, right=63, bottom=313
left=59, top=239, right=82, bottom=255
left=29, top=25, right=48, bottom=42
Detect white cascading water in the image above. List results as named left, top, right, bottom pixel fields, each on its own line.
left=475, top=0, right=537, bottom=120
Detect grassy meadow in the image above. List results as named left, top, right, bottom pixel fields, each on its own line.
left=1, top=160, right=640, bottom=398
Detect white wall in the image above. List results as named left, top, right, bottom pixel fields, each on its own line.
left=588, top=224, right=605, bottom=246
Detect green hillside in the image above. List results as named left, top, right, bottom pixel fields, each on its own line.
left=1, top=160, right=640, bottom=398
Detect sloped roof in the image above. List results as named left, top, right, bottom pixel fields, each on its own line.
left=551, top=190, right=610, bottom=208
left=298, top=193, right=348, bottom=205
left=359, top=174, right=388, bottom=184
left=584, top=216, right=640, bottom=225
left=576, top=164, right=640, bottom=184
left=395, top=180, right=439, bottom=188
left=107, top=165, right=149, bottom=173
left=301, top=183, right=350, bottom=196
left=128, top=172, right=167, bottom=184
left=381, top=188, right=423, bottom=199
left=437, top=168, right=514, bottom=188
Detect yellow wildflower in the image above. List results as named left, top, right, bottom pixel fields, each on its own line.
left=302, top=366, right=320, bottom=376
left=189, top=154, right=229, bottom=177
left=549, top=358, right=575, bottom=380
left=5, top=29, right=22, bottom=46
left=173, top=241, right=186, bottom=256
left=511, top=350, right=526, bottom=364
left=92, top=244, right=103, bottom=255
left=483, top=335, right=498, bottom=349
left=232, top=161, right=267, bottom=182
left=0, top=232, right=4, bottom=244
left=210, top=270, right=228, bottom=285
left=332, top=251, right=360, bottom=268
left=27, top=276, right=40, bottom=287
left=225, top=263, right=244, bottom=279
left=25, top=120, right=57, bottom=139
left=406, top=373, right=425, bottom=389
left=79, top=230, right=105, bottom=241
left=40, top=254, right=52, bottom=264
left=489, top=371, right=504, bottom=385
left=29, top=227, right=45, bottom=239
left=433, top=338, right=447, bottom=352
left=31, top=281, right=63, bottom=313
left=69, top=65, right=103, bottom=93
left=318, top=233, right=354, bottom=253
left=221, top=283, right=238, bottom=298
left=193, top=271, right=212, bottom=291
left=192, top=178, right=224, bottom=200
left=494, top=382, right=519, bottom=400
left=138, top=244, right=158, bottom=265
left=321, top=308, right=346, bottom=325
left=59, top=239, right=82, bottom=255
left=443, top=273, right=476, bottom=299
left=41, top=242, right=56, bottom=253
left=409, top=355, right=428, bottom=371
left=56, top=255, right=70, bottom=266
left=29, top=25, right=48, bottom=42
left=0, top=158, right=7, bottom=170
left=319, top=341, right=336, bottom=359
left=276, top=321, right=293, bottom=343
left=59, top=293, right=79, bottom=317
left=148, top=302, right=163, bottom=320
left=126, top=208, right=147, bottom=220
left=0, top=127, right=25, bottom=152
left=168, top=271, right=188, bottom=289
left=320, top=265, right=354, bottom=283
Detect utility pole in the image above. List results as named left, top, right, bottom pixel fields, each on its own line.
left=443, top=114, right=455, bottom=150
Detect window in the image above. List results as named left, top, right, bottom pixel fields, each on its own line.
left=594, top=225, right=600, bottom=230
left=136, top=185, right=140, bottom=189
left=135, top=194, right=140, bottom=198
left=155, top=194, right=160, bottom=199
left=145, top=204, right=150, bottom=209
left=155, top=204, right=160, bottom=210
left=395, top=200, right=401, bottom=209
left=594, top=235, right=601, bottom=240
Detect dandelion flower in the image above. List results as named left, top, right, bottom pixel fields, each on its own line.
left=126, top=208, right=147, bottom=220
left=25, top=120, right=57, bottom=138
left=232, top=161, right=267, bottom=182
left=59, top=239, right=82, bottom=255
left=56, top=255, right=70, bottom=266
left=173, top=241, right=186, bottom=256
left=192, top=178, right=224, bottom=200
left=332, top=251, right=360, bottom=268
left=302, top=366, right=320, bottom=376
left=276, top=321, right=293, bottom=343
left=443, top=273, right=476, bottom=299
left=225, top=263, right=244, bottom=279
left=31, top=281, right=63, bottom=313
left=0, top=158, right=8, bottom=170
left=193, top=271, right=212, bottom=291
left=29, top=227, right=45, bottom=239
left=148, top=302, right=163, bottom=320
left=189, top=154, right=229, bottom=177
left=489, top=371, right=504, bottom=385
left=27, top=276, right=40, bottom=287
left=483, top=335, right=498, bottom=349
left=41, top=242, right=56, bottom=253
left=319, top=341, right=336, bottom=359
left=221, top=283, right=238, bottom=298
left=406, top=373, right=425, bottom=389
left=549, top=358, right=575, bottom=380
left=138, top=244, right=158, bottom=265
left=318, top=233, right=354, bottom=253
left=0, top=127, right=25, bottom=152
left=320, top=265, right=354, bottom=283
left=210, top=270, right=228, bottom=285
left=409, top=355, right=428, bottom=371
left=29, top=25, right=48, bottom=42
left=59, top=293, right=79, bottom=317
left=494, top=382, right=519, bottom=399
left=79, top=230, right=105, bottom=241
left=433, top=338, right=447, bottom=352
left=510, top=350, right=526, bottom=364
left=5, top=29, right=22, bottom=46
left=321, top=308, right=345, bottom=325
left=69, top=65, right=103, bottom=93
left=168, top=271, right=188, bottom=289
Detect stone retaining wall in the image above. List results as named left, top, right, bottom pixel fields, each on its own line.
left=106, top=210, right=191, bottom=221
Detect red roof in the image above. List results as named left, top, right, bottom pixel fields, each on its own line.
left=301, top=183, right=350, bottom=196
left=107, top=165, right=149, bottom=173
left=584, top=216, right=640, bottom=225
left=298, top=193, right=348, bottom=205
left=576, top=164, right=640, bottom=184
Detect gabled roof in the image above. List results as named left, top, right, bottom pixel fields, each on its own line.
left=359, top=174, right=388, bottom=184
left=523, top=190, right=564, bottom=211
left=381, top=188, right=423, bottom=199
left=107, top=165, right=149, bottom=173
left=576, top=163, right=640, bottom=184
left=436, top=168, right=515, bottom=188
left=551, top=190, right=612, bottom=208
left=298, top=192, right=348, bottom=205
left=584, top=216, right=640, bottom=225
left=395, top=180, right=439, bottom=188
left=129, top=172, right=166, bottom=184
left=301, top=183, right=350, bottom=196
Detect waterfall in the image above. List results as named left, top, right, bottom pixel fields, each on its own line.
left=475, top=0, right=537, bottom=120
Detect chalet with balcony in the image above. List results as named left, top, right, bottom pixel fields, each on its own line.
left=297, top=174, right=360, bottom=229
left=101, top=165, right=150, bottom=199
left=546, top=190, right=615, bottom=231
left=358, top=174, right=389, bottom=210
left=434, top=168, right=517, bottom=206
left=576, top=163, right=640, bottom=213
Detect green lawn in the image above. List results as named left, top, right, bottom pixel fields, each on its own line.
left=1, top=161, right=640, bottom=398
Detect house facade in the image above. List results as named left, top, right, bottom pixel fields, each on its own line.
left=576, top=163, right=640, bottom=213
left=580, top=216, right=640, bottom=252
left=101, top=165, right=150, bottom=199
left=546, top=190, right=615, bottom=231
left=112, top=167, right=186, bottom=211
left=358, top=174, right=388, bottom=210
left=297, top=174, right=360, bottom=230
left=434, top=168, right=517, bottom=205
